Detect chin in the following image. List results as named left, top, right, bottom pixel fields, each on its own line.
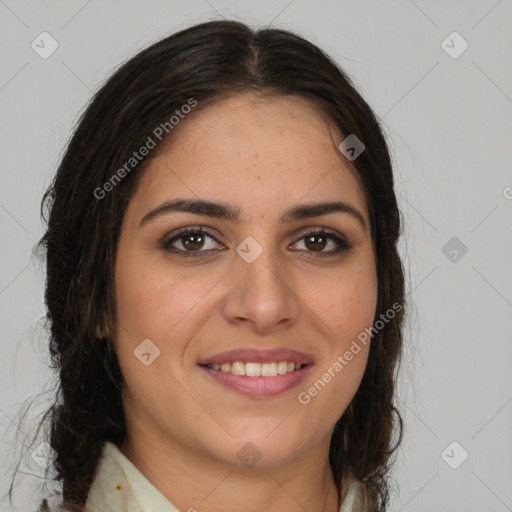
left=218, top=431, right=311, bottom=469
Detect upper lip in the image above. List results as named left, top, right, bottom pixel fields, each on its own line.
left=198, top=347, right=314, bottom=366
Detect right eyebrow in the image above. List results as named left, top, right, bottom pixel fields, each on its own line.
left=139, top=199, right=240, bottom=227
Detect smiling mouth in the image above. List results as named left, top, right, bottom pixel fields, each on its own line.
left=200, top=361, right=307, bottom=377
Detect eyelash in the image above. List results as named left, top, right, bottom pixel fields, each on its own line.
left=161, top=226, right=353, bottom=259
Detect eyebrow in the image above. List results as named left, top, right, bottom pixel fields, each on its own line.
left=139, top=198, right=367, bottom=230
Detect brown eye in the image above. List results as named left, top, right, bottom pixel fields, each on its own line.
left=162, top=227, right=224, bottom=257
left=304, top=234, right=327, bottom=252
left=181, top=232, right=205, bottom=250
left=290, top=229, right=353, bottom=258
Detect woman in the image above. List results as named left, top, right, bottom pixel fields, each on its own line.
left=13, top=19, right=404, bottom=512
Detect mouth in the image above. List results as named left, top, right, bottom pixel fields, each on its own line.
left=197, top=347, right=313, bottom=397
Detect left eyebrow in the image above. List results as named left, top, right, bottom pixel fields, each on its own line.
left=280, top=201, right=367, bottom=230
left=139, top=198, right=367, bottom=231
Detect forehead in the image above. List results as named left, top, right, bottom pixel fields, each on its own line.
left=130, top=93, right=368, bottom=223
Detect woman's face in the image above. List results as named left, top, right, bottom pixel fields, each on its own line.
left=113, top=93, right=377, bottom=467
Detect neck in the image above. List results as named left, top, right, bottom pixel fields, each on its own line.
left=120, top=427, right=341, bottom=512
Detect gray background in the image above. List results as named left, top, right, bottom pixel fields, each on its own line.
left=1, top=1, right=511, bottom=510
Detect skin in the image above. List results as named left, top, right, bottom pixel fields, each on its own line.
left=113, top=93, right=378, bottom=512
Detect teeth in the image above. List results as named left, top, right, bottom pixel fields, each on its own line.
left=206, top=361, right=304, bottom=377
left=245, top=362, right=261, bottom=377
left=231, top=361, right=245, bottom=375
left=261, top=362, right=277, bottom=377
left=277, top=362, right=288, bottom=374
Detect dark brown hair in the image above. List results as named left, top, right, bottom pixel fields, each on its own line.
left=10, top=19, right=404, bottom=511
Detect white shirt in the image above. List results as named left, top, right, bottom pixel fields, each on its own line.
left=70, top=441, right=364, bottom=511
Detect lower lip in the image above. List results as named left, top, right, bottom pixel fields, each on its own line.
left=199, top=365, right=312, bottom=397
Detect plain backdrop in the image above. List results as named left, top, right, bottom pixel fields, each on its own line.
left=1, top=1, right=511, bottom=511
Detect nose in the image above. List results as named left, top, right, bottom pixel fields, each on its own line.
left=221, top=241, right=301, bottom=334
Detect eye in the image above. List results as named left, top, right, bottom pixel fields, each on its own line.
left=162, top=226, right=352, bottom=259
left=289, top=229, right=353, bottom=258
left=162, top=226, right=225, bottom=257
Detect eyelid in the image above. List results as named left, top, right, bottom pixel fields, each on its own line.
left=289, top=226, right=350, bottom=244
left=162, top=225, right=353, bottom=257
left=288, top=227, right=353, bottom=256
left=162, top=225, right=224, bottom=249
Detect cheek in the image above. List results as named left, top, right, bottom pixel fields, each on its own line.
left=300, top=256, right=377, bottom=399
left=112, top=260, right=207, bottom=404
left=312, top=262, right=378, bottom=348
left=296, top=265, right=376, bottom=425
left=115, top=258, right=217, bottom=342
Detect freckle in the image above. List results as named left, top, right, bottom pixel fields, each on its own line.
left=116, top=484, right=122, bottom=491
